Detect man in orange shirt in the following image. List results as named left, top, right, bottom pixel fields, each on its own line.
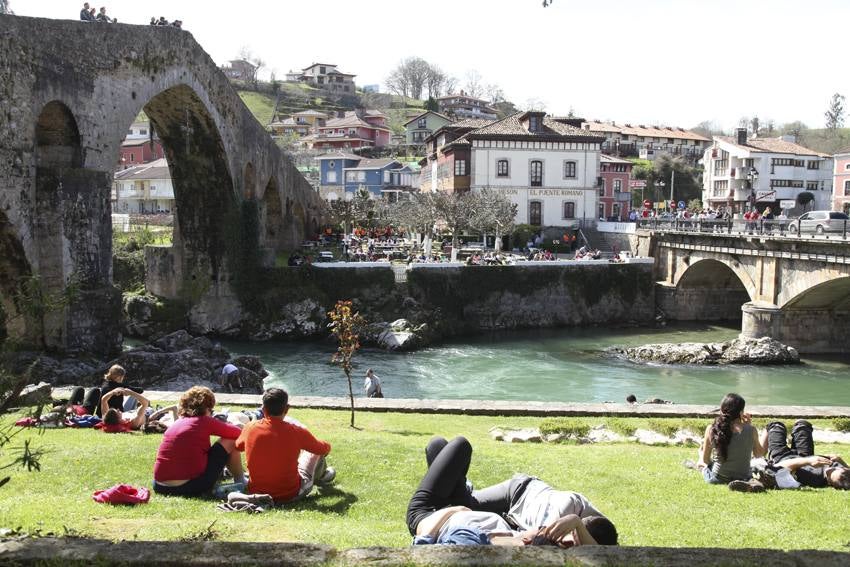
left=235, top=388, right=334, bottom=502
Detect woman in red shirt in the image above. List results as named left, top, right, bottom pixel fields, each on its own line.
left=152, top=386, right=244, bottom=497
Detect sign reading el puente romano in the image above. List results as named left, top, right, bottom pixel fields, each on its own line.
left=501, top=188, right=585, bottom=197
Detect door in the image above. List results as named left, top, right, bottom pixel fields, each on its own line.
left=530, top=201, right=542, bottom=225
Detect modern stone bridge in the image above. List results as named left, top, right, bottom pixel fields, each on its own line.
left=637, top=229, right=850, bottom=352
left=0, top=15, right=324, bottom=356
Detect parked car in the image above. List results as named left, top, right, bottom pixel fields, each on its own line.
left=317, top=250, right=335, bottom=262
left=789, top=211, right=849, bottom=234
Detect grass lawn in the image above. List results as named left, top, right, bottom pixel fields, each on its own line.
left=1, top=410, right=848, bottom=550
left=237, top=91, right=277, bottom=125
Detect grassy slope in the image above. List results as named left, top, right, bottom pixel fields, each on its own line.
left=237, top=91, right=277, bottom=126
left=1, top=411, right=846, bottom=550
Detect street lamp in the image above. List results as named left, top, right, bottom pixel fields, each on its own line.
left=747, top=167, right=759, bottom=211
left=655, top=179, right=665, bottom=214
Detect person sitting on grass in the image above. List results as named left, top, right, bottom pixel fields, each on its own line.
left=98, top=364, right=144, bottom=417
left=235, top=388, right=334, bottom=503
left=760, top=419, right=850, bottom=490
left=697, top=393, right=766, bottom=492
left=406, top=436, right=613, bottom=547
left=98, top=388, right=149, bottom=433
left=152, top=386, right=245, bottom=497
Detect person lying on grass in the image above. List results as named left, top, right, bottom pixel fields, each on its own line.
left=152, top=386, right=245, bottom=497
left=424, top=435, right=617, bottom=543
left=760, top=419, right=850, bottom=490
left=697, top=392, right=766, bottom=492
left=98, top=388, right=149, bottom=433
left=406, top=436, right=615, bottom=547
left=235, top=388, right=335, bottom=503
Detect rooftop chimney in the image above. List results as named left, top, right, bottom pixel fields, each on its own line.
left=736, top=127, right=747, bottom=145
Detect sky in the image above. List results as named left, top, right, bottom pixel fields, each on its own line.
left=11, top=0, right=850, bottom=131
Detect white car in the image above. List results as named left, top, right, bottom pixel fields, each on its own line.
left=789, top=211, right=849, bottom=234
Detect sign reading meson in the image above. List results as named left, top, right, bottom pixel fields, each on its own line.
left=468, top=112, right=605, bottom=227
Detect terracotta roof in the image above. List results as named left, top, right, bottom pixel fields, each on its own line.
left=403, top=111, right=453, bottom=127
left=315, top=151, right=361, bottom=160
left=345, top=158, right=400, bottom=170
left=322, top=111, right=390, bottom=131
left=600, top=154, right=633, bottom=164
left=446, top=118, right=494, bottom=130
left=716, top=136, right=829, bottom=157
left=121, top=138, right=157, bottom=147
left=114, top=158, right=171, bottom=180
left=363, top=109, right=387, bottom=118
left=583, top=121, right=711, bottom=142
left=468, top=113, right=605, bottom=141
left=437, top=93, right=490, bottom=103
left=292, top=110, right=328, bottom=117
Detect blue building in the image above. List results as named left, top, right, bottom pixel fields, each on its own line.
left=315, top=153, right=418, bottom=200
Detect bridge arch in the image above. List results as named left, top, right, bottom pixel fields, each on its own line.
left=664, top=258, right=753, bottom=321
left=781, top=275, right=850, bottom=310
left=0, top=209, right=32, bottom=342
left=261, top=176, right=283, bottom=251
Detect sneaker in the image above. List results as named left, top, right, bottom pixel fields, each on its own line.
left=728, top=479, right=765, bottom=493
left=317, top=466, right=336, bottom=485
left=774, top=468, right=801, bottom=489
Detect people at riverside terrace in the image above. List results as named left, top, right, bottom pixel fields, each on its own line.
left=697, top=393, right=766, bottom=491
left=406, top=436, right=615, bottom=546
left=95, top=6, right=116, bottom=23
left=760, top=420, right=850, bottom=490
left=364, top=368, right=383, bottom=398
left=80, top=3, right=94, bottom=21
left=153, top=386, right=245, bottom=497
left=235, top=388, right=334, bottom=503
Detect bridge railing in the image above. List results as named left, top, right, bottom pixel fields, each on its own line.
left=637, top=218, right=850, bottom=240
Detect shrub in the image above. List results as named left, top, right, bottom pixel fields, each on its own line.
left=540, top=418, right=590, bottom=438
left=833, top=418, right=850, bottom=432
left=605, top=418, right=637, bottom=436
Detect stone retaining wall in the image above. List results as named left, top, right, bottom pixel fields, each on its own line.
left=1, top=538, right=848, bottom=566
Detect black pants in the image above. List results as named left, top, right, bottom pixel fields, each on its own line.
left=766, top=420, right=815, bottom=463
left=153, top=442, right=229, bottom=497
left=421, top=437, right=534, bottom=516
left=69, top=386, right=101, bottom=416
left=406, top=436, right=473, bottom=535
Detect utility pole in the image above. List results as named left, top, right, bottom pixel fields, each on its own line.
left=670, top=169, right=675, bottom=207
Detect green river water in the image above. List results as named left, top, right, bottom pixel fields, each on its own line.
left=220, top=323, right=850, bottom=406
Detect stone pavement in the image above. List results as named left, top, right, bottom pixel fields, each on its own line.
left=52, top=388, right=850, bottom=418
left=1, top=538, right=849, bottom=566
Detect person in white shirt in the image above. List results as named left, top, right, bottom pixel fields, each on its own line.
left=364, top=368, right=383, bottom=398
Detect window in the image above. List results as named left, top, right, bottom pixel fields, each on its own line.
left=770, top=179, right=804, bottom=188
left=140, top=129, right=147, bottom=135
left=320, top=66, right=326, bottom=74
left=530, top=201, right=542, bottom=225
left=614, top=179, right=622, bottom=192
left=845, top=163, right=850, bottom=171
left=806, top=181, right=819, bottom=191
left=528, top=115, right=541, bottom=132
left=598, top=204, right=605, bottom=219
left=563, top=161, right=576, bottom=179
left=598, top=179, right=605, bottom=196
left=844, top=180, right=850, bottom=196
left=454, top=159, right=467, bottom=176
left=807, top=161, right=820, bottom=170
left=613, top=204, right=620, bottom=218
left=530, top=160, right=543, bottom=186
left=417, top=118, right=427, bottom=129
left=563, top=201, right=575, bottom=219
left=327, top=171, right=337, bottom=183
left=348, top=128, right=357, bottom=135
left=496, top=159, right=509, bottom=177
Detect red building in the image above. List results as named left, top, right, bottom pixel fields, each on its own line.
left=119, top=138, right=164, bottom=168
left=307, top=110, right=392, bottom=150
left=419, top=119, right=494, bottom=194
left=599, top=154, right=633, bottom=220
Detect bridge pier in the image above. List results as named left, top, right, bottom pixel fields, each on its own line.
left=741, top=302, right=850, bottom=354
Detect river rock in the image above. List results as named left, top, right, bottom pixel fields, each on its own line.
left=243, top=299, right=326, bottom=341
left=364, top=319, right=427, bottom=351
left=122, top=293, right=187, bottom=339
left=3, top=352, right=101, bottom=386
left=613, top=336, right=800, bottom=365
left=16, top=382, right=53, bottom=406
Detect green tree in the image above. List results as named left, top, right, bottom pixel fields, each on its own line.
left=652, top=154, right=702, bottom=206
left=424, top=97, right=438, bottom=112
left=328, top=300, right=365, bottom=428
left=796, top=191, right=815, bottom=211
left=825, top=93, right=845, bottom=130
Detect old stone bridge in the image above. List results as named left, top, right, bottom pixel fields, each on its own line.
left=0, top=15, right=324, bottom=356
left=637, top=229, right=850, bottom=353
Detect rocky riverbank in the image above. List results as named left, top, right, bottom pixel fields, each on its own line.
left=2, top=331, right=267, bottom=394
left=610, top=336, right=800, bottom=365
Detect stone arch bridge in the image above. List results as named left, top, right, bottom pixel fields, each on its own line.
left=0, top=15, right=324, bottom=356
left=642, top=231, right=850, bottom=353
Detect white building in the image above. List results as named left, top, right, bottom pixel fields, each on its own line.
left=126, top=121, right=152, bottom=140
left=702, top=129, right=833, bottom=213
left=468, top=111, right=604, bottom=227
left=580, top=120, right=710, bottom=163
left=111, top=158, right=175, bottom=214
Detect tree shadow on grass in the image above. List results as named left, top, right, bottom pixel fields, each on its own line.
left=291, top=485, right=357, bottom=514
left=382, top=430, right=430, bottom=438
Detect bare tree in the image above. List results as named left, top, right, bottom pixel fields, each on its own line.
left=750, top=116, right=760, bottom=137
left=425, top=63, right=447, bottom=99
left=385, top=68, right=409, bottom=99
left=523, top=97, right=547, bottom=111
left=764, top=119, right=776, bottom=136
left=825, top=92, right=846, bottom=131
left=469, top=189, right=517, bottom=252
left=486, top=83, right=505, bottom=104
left=385, top=57, right=431, bottom=100
left=434, top=191, right=473, bottom=261
left=444, top=76, right=459, bottom=96
left=464, top=70, right=484, bottom=98
left=781, top=121, right=807, bottom=143
left=0, top=1, right=11, bottom=14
